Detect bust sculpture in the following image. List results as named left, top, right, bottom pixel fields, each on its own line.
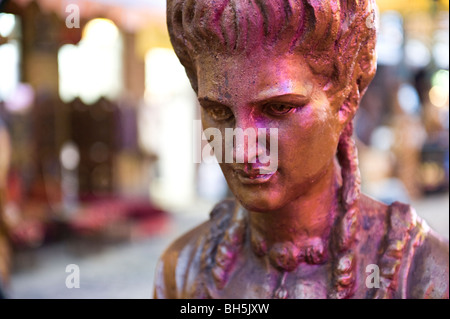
left=154, top=0, right=449, bottom=299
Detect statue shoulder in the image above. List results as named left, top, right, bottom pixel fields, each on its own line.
left=153, top=220, right=210, bottom=299
left=358, top=196, right=448, bottom=299
left=406, top=229, right=449, bottom=299
left=381, top=201, right=449, bottom=299
left=358, top=193, right=390, bottom=230
left=153, top=199, right=236, bottom=299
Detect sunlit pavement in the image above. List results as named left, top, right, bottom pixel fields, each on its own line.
left=6, top=194, right=449, bottom=299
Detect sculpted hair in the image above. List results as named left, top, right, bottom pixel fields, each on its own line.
left=167, top=0, right=377, bottom=106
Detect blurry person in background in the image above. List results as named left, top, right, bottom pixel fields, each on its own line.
left=0, top=115, right=11, bottom=298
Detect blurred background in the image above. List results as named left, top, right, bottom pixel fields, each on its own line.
left=0, top=0, right=448, bottom=298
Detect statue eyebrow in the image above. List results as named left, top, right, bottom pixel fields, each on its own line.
left=197, top=97, right=232, bottom=108
left=198, top=93, right=310, bottom=108
left=254, top=93, right=310, bottom=106
left=197, top=93, right=310, bottom=109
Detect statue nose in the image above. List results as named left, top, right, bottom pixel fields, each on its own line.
left=231, top=120, right=269, bottom=164
left=233, top=134, right=264, bottom=164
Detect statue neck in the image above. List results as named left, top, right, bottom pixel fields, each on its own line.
left=247, top=161, right=341, bottom=264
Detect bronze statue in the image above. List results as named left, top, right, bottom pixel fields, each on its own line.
left=154, top=0, right=449, bottom=299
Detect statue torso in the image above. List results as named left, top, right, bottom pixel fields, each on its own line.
left=154, top=196, right=449, bottom=299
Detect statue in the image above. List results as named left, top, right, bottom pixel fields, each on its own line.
left=154, top=0, right=449, bottom=299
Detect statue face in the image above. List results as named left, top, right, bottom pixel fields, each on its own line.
left=197, top=50, right=345, bottom=212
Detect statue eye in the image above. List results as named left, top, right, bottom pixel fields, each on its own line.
left=207, top=106, right=234, bottom=121
left=264, top=103, right=296, bottom=116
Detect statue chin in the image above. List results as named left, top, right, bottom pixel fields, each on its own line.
left=235, top=197, right=277, bottom=214
left=231, top=188, right=288, bottom=213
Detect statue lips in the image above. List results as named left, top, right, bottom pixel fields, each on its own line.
left=234, top=166, right=276, bottom=185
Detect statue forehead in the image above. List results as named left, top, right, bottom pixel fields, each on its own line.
left=196, top=52, right=316, bottom=101
left=196, top=51, right=314, bottom=83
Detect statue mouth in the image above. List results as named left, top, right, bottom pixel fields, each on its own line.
left=233, top=167, right=276, bottom=185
